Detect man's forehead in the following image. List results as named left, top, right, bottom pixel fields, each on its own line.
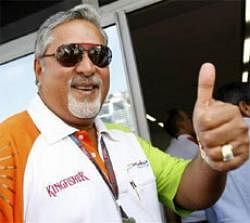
left=52, top=19, right=100, bottom=35
left=49, top=20, right=104, bottom=49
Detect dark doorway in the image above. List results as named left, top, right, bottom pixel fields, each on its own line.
left=127, top=0, right=244, bottom=149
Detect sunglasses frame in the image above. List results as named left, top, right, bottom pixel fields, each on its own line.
left=40, top=42, right=112, bottom=68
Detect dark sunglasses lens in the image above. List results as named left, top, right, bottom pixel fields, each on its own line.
left=56, top=44, right=83, bottom=67
left=88, top=45, right=112, bottom=68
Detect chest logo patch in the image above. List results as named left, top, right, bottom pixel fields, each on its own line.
left=46, top=171, right=90, bottom=197
left=127, top=160, right=149, bottom=170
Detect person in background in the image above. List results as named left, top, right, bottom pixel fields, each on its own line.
left=205, top=82, right=250, bottom=223
left=164, top=108, right=207, bottom=223
left=0, top=4, right=249, bottom=223
left=164, top=109, right=198, bottom=160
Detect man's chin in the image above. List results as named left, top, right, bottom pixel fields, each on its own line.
left=68, top=104, right=100, bottom=120
left=73, top=113, right=97, bottom=120
left=68, top=94, right=101, bottom=119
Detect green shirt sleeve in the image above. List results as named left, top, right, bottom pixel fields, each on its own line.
left=137, top=137, right=191, bottom=216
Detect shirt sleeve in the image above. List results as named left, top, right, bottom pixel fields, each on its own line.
left=137, top=136, right=192, bottom=217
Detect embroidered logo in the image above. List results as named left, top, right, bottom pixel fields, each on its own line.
left=46, top=171, right=89, bottom=197
left=127, top=160, right=149, bottom=170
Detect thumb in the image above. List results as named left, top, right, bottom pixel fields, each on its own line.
left=196, top=63, right=216, bottom=106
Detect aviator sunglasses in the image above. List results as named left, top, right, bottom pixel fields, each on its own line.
left=40, top=43, right=112, bottom=68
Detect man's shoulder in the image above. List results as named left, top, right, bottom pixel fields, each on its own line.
left=104, top=122, right=149, bottom=147
left=1, top=111, right=30, bottom=129
left=105, top=123, right=131, bottom=133
left=0, top=111, right=39, bottom=137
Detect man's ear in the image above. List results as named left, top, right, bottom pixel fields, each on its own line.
left=239, top=101, right=250, bottom=117
left=34, top=58, right=43, bottom=84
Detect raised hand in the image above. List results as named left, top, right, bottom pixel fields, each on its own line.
left=193, top=63, right=249, bottom=171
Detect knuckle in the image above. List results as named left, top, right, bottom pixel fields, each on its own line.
left=200, top=134, right=213, bottom=148
left=198, top=113, right=212, bottom=129
left=227, top=104, right=240, bottom=114
left=243, top=124, right=249, bottom=134
left=206, top=148, right=217, bottom=160
left=244, top=137, right=250, bottom=146
left=233, top=118, right=249, bottom=137
left=202, top=116, right=213, bottom=127
left=242, top=154, right=249, bottom=163
left=239, top=147, right=249, bottom=161
left=231, top=104, right=240, bottom=112
left=238, top=120, right=248, bottom=131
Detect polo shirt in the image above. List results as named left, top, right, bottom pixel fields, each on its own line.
left=166, top=134, right=199, bottom=160
left=0, top=95, right=190, bottom=222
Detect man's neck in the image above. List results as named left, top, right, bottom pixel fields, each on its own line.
left=66, top=114, right=100, bottom=149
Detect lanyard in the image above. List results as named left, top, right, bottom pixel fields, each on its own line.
left=70, top=134, right=119, bottom=199
left=70, top=132, right=136, bottom=222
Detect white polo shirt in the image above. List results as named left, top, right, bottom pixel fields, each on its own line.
left=24, top=95, right=189, bottom=223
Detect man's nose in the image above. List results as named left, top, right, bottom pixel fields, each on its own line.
left=74, top=53, right=96, bottom=76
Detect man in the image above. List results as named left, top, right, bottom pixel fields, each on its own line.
left=164, top=109, right=207, bottom=223
left=205, top=82, right=250, bottom=223
left=164, top=109, right=199, bottom=160
left=0, top=4, right=249, bottom=223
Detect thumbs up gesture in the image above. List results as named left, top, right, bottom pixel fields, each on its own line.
left=193, top=63, right=249, bottom=171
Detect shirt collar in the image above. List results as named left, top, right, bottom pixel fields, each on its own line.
left=27, top=95, right=118, bottom=144
left=94, top=118, right=119, bottom=141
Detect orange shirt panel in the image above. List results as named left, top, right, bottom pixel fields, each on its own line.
left=0, top=111, right=39, bottom=223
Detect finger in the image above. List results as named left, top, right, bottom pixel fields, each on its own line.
left=201, top=137, right=249, bottom=171
left=200, top=117, right=248, bottom=147
left=204, top=156, right=246, bottom=172
left=206, top=143, right=243, bottom=162
left=196, top=63, right=216, bottom=106
left=197, top=102, right=240, bottom=131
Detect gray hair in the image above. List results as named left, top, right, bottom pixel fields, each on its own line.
left=34, top=4, right=108, bottom=58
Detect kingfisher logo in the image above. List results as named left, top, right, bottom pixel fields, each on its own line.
left=46, top=171, right=90, bottom=197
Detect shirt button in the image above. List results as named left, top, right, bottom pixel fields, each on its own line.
left=78, top=134, right=84, bottom=141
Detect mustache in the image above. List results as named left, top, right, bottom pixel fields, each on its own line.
left=70, top=75, right=102, bottom=87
